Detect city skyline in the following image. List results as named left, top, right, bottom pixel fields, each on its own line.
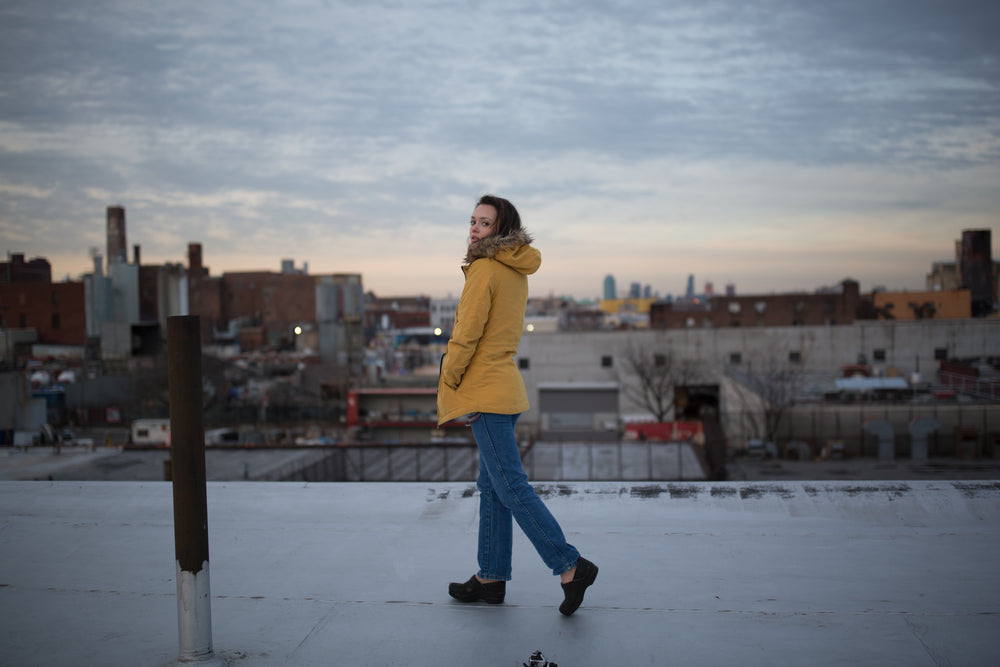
left=1, top=1, right=998, bottom=300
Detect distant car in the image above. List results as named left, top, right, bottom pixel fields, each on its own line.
left=58, top=429, right=76, bottom=443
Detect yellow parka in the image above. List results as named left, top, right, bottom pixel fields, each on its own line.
left=437, top=230, right=540, bottom=425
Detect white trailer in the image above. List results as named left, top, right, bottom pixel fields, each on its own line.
left=130, top=419, right=170, bottom=445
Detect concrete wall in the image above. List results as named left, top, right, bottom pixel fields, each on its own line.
left=515, top=319, right=1000, bottom=433
left=0, top=371, right=47, bottom=433
left=0, top=371, right=21, bottom=430
left=108, top=262, right=139, bottom=325
left=765, top=402, right=1000, bottom=459
left=260, top=441, right=707, bottom=482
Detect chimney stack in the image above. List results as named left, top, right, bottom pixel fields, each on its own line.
left=107, top=206, right=127, bottom=266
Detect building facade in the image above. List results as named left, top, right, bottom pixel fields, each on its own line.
left=926, top=229, right=997, bottom=317
left=1, top=254, right=52, bottom=284
left=430, top=296, right=460, bottom=334
left=0, top=281, right=87, bottom=347
left=650, top=280, right=863, bottom=329
left=871, top=289, right=970, bottom=320
left=364, top=295, right=431, bottom=334
left=513, top=318, right=1000, bottom=437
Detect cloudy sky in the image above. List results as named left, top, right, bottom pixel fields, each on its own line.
left=1, top=0, right=997, bottom=300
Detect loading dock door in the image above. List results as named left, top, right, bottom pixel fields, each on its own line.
left=538, top=383, right=619, bottom=441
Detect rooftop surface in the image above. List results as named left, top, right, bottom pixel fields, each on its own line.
left=1, top=476, right=998, bottom=666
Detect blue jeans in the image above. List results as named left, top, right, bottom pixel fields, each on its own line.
left=470, top=413, right=580, bottom=580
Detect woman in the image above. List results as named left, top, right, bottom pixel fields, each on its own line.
left=437, top=194, right=598, bottom=616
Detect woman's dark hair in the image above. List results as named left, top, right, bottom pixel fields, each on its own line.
left=477, top=194, right=522, bottom=238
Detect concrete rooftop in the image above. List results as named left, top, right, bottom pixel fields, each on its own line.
left=1, top=476, right=998, bottom=666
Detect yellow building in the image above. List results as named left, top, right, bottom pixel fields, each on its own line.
left=598, top=298, right=658, bottom=315
left=872, top=289, right=971, bottom=320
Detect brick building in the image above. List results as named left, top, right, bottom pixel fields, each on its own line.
left=186, top=243, right=219, bottom=344
left=0, top=280, right=87, bottom=346
left=651, top=280, right=863, bottom=329
left=187, top=243, right=318, bottom=349
left=926, top=229, right=997, bottom=317
left=1, top=254, right=52, bottom=284
left=222, top=271, right=316, bottom=346
left=364, top=294, right=431, bottom=333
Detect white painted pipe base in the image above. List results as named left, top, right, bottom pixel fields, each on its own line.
left=174, top=561, right=227, bottom=666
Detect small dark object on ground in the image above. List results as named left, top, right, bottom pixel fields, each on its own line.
left=524, top=649, right=557, bottom=667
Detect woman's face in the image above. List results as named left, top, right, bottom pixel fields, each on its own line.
left=470, top=204, right=498, bottom=244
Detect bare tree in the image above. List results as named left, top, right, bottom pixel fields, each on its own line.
left=616, top=335, right=699, bottom=422
left=725, top=354, right=805, bottom=445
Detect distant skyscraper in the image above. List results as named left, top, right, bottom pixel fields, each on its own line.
left=643, top=284, right=652, bottom=299
left=725, top=283, right=736, bottom=297
left=106, top=205, right=126, bottom=267
left=629, top=282, right=641, bottom=299
left=685, top=274, right=695, bottom=299
left=603, top=275, right=616, bottom=300
left=705, top=282, right=714, bottom=298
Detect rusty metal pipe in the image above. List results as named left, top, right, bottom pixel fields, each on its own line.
left=167, top=316, right=224, bottom=665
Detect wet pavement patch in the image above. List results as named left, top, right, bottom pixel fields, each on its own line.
left=533, top=484, right=575, bottom=498
left=629, top=485, right=666, bottom=499
left=951, top=481, right=1000, bottom=498
left=803, top=484, right=911, bottom=498
left=625, top=484, right=703, bottom=499
left=739, top=485, right=796, bottom=500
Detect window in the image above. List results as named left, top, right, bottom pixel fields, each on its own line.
left=789, top=351, right=801, bottom=364
left=518, top=357, right=530, bottom=370
left=934, top=347, right=947, bottom=361
left=601, top=355, right=613, bottom=368
left=19, top=314, right=26, bottom=327
left=754, top=301, right=767, bottom=314
left=793, top=301, right=805, bottom=313
left=727, top=302, right=741, bottom=314
left=873, top=349, right=886, bottom=362
left=51, top=291, right=59, bottom=306
left=729, top=352, right=742, bottom=365
left=51, top=314, right=60, bottom=330
left=684, top=317, right=695, bottom=328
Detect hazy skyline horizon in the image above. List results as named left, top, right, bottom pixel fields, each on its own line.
left=2, top=1, right=998, bottom=301
left=16, top=213, right=987, bottom=303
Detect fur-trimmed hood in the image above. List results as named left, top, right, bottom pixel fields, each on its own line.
left=463, top=229, right=540, bottom=276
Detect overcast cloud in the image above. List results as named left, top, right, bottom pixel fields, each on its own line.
left=1, top=0, right=997, bottom=299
